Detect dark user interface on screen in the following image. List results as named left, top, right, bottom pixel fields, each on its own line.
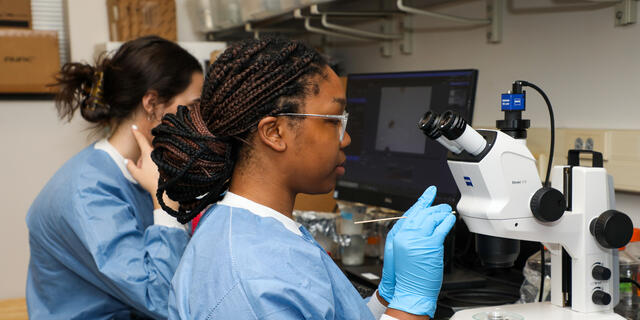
left=336, top=70, right=478, bottom=211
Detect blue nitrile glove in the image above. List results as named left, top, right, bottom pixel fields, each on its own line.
left=388, top=203, right=456, bottom=317
left=377, top=186, right=437, bottom=303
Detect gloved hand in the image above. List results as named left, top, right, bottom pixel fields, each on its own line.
left=378, top=186, right=437, bottom=303
left=388, top=203, right=456, bottom=317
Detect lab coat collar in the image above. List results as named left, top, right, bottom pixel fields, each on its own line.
left=219, top=191, right=303, bottom=236
left=94, top=139, right=137, bottom=184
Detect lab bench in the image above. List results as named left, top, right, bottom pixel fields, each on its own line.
left=337, top=258, right=522, bottom=319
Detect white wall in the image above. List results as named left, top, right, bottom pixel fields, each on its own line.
left=331, top=1, right=640, bottom=130
left=617, top=192, right=640, bottom=227
left=0, top=103, right=89, bottom=299
left=329, top=1, right=640, bottom=221
left=0, top=0, right=203, bottom=299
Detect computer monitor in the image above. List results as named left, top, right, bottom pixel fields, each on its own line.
left=334, top=69, right=478, bottom=211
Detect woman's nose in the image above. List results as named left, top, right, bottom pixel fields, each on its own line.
left=341, top=131, right=351, bottom=148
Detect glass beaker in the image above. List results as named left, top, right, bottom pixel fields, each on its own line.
left=340, top=233, right=366, bottom=266
left=337, top=202, right=366, bottom=266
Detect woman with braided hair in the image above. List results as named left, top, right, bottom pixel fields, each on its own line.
left=26, top=36, right=203, bottom=319
left=156, top=38, right=455, bottom=320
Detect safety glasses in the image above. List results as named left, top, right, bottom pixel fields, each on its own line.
left=276, top=111, right=349, bottom=142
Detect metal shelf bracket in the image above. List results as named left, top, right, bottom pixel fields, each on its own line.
left=310, top=4, right=390, bottom=17
left=401, top=15, right=413, bottom=54
left=245, top=23, right=298, bottom=40
left=397, top=0, right=502, bottom=43
left=397, top=0, right=490, bottom=24
left=309, top=5, right=408, bottom=57
left=244, top=23, right=260, bottom=39
left=293, top=9, right=374, bottom=42
left=320, top=14, right=403, bottom=40
left=615, top=0, right=637, bottom=26
left=486, top=0, right=503, bottom=43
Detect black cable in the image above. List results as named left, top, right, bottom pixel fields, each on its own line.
left=518, top=80, right=555, bottom=303
left=518, top=80, right=555, bottom=188
left=621, top=277, right=640, bottom=290
left=539, top=243, right=545, bottom=302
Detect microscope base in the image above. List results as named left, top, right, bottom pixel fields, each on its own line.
left=451, top=302, right=625, bottom=319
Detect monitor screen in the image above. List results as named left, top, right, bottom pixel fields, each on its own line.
left=334, top=69, right=478, bottom=211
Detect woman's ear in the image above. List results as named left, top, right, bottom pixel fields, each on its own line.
left=257, top=116, right=287, bottom=152
left=141, top=90, right=159, bottom=117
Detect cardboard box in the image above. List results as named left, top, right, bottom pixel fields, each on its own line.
left=107, top=0, right=177, bottom=42
left=294, top=192, right=336, bottom=212
left=0, top=0, right=31, bottom=28
left=0, top=29, right=60, bottom=93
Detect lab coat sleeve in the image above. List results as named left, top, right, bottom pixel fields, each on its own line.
left=69, top=188, right=190, bottom=319
left=366, top=290, right=388, bottom=319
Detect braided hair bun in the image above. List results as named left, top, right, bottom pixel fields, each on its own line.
left=152, top=38, right=329, bottom=223
left=151, top=105, right=234, bottom=223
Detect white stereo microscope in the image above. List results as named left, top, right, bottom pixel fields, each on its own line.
left=419, top=81, right=634, bottom=320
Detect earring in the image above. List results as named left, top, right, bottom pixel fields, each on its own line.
left=147, top=113, right=153, bottom=121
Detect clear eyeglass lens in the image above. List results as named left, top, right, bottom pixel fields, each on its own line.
left=339, top=112, right=349, bottom=142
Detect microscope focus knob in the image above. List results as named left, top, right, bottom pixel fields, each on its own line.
left=592, top=265, right=611, bottom=281
left=590, top=210, right=633, bottom=249
left=592, top=290, right=611, bottom=305
left=530, top=187, right=565, bottom=222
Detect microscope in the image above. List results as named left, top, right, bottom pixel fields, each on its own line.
left=419, top=81, right=634, bottom=319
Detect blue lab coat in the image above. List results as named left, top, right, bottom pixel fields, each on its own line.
left=26, top=141, right=190, bottom=319
left=168, top=192, right=376, bottom=319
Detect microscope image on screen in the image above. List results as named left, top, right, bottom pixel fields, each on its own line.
left=375, top=87, right=430, bottom=155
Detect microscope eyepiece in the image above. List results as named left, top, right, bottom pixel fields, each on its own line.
left=439, top=111, right=467, bottom=141
left=418, top=111, right=443, bottom=139
left=438, top=110, right=487, bottom=156
left=418, top=111, right=464, bottom=154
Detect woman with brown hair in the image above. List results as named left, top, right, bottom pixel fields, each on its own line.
left=26, top=36, right=203, bottom=319
left=153, top=38, right=455, bottom=320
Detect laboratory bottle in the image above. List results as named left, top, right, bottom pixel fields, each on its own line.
left=518, top=249, right=551, bottom=303
left=615, top=249, right=640, bottom=320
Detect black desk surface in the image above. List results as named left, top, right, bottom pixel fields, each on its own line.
left=337, top=258, right=522, bottom=319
